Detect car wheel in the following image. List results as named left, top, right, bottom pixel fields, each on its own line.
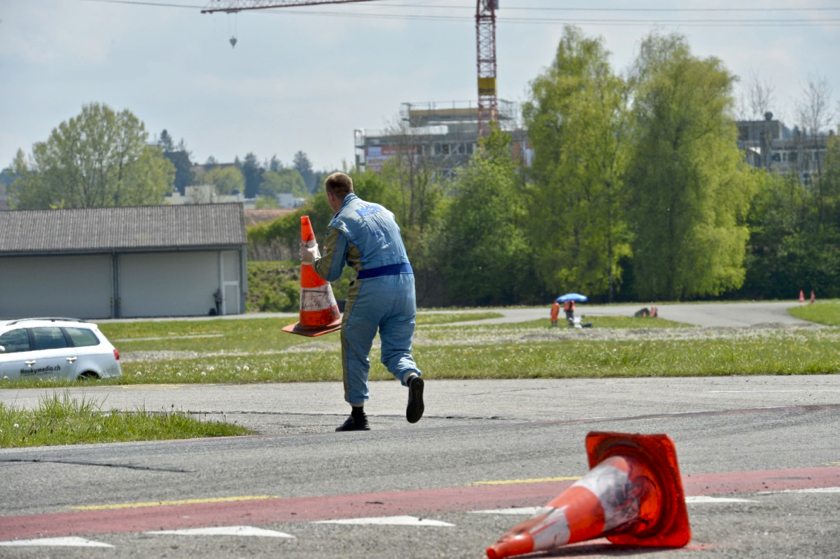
left=78, top=372, right=100, bottom=381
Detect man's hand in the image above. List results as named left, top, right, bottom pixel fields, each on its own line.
left=300, top=241, right=320, bottom=264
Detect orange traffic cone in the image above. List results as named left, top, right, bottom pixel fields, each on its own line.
left=282, top=216, right=342, bottom=337
left=486, top=432, right=691, bottom=559
left=811, top=290, right=816, bottom=304
left=799, top=289, right=805, bottom=303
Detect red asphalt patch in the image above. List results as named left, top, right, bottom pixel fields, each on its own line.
left=1, top=466, right=838, bottom=541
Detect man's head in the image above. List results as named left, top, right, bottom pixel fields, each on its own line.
left=325, top=172, right=354, bottom=213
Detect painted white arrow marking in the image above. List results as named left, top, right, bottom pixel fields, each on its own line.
left=314, top=515, right=454, bottom=527
left=0, top=537, right=114, bottom=547
left=146, top=526, right=294, bottom=538
left=686, top=496, right=759, bottom=503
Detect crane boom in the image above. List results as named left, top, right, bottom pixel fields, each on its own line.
left=202, top=0, right=499, bottom=134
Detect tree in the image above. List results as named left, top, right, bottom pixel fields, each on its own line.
left=9, top=103, right=174, bottom=209
left=157, top=131, right=195, bottom=195
left=434, top=129, right=532, bottom=305
left=523, top=26, right=632, bottom=302
left=260, top=168, right=307, bottom=198
left=239, top=152, right=263, bottom=199
left=293, top=151, right=316, bottom=194
left=158, top=129, right=175, bottom=152
left=202, top=166, right=245, bottom=196
left=625, top=33, right=757, bottom=301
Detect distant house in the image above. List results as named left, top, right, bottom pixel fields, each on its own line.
left=0, top=204, right=248, bottom=319
left=166, top=185, right=257, bottom=209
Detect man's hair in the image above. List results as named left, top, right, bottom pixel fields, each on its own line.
left=324, top=172, right=354, bottom=198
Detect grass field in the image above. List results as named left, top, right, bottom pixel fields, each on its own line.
left=3, top=305, right=837, bottom=389
left=3, top=304, right=838, bottom=447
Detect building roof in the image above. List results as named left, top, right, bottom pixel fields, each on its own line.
left=0, top=204, right=247, bottom=255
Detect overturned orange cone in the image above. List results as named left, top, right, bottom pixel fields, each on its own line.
left=282, top=216, right=342, bottom=337
left=486, top=432, right=691, bottom=559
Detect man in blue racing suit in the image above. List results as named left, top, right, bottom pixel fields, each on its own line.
left=300, top=172, right=424, bottom=432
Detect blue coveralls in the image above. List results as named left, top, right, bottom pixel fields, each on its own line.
left=312, top=193, right=421, bottom=405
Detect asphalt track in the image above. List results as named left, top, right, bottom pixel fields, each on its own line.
left=0, top=302, right=838, bottom=558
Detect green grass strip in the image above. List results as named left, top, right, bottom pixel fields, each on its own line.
left=0, top=393, right=251, bottom=448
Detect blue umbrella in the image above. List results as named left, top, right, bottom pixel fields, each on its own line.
left=556, top=293, right=588, bottom=303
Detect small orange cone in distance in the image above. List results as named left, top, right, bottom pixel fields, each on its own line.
left=811, top=290, right=816, bottom=304
left=282, top=216, right=342, bottom=337
left=486, top=432, right=691, bottom=559
left=799, top=289, right=805, bottom=303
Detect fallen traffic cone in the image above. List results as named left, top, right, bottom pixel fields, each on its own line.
left=282, top=216, right=342, bottom=337
left=486, top=432, right=691, bottom=559
left=799, top=289, right=805, bottom=303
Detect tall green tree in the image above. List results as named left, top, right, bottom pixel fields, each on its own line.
left=239, top=152, right=263, bottom=199
left=260, top=168, right=307, bottom=198
left=202, top=166, right=245, bottom=196
left=9, top=103, right=174, bottom=209
left=434, top=129, right=532, bottom=306
left=158, top=131, right=194, bottom=196
left=742, top=135, right=840, bottom=299
left=523, top=26, right=632, bottom=301
left=293, top=151, right=316, bottom=194
left=625, top=33, right=757, bottom=301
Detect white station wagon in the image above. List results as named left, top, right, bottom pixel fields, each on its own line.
left=0, top=318, right=122, bottom=381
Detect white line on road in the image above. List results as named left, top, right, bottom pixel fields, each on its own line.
left=0, top=537, right=114, bottom=547
left=470, top=507, right=544, bottom=515
left=759, top=487, right=840, bottom=494
left=685, top=496, right=759, bottom=503
left=314, top=516, right=455, bottom=526
left=708, top=390, right=840, bottom=393
left=146, top=526, right=295, bottom=537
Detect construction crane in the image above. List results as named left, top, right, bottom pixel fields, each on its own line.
left=201, top=0, right=499, bottom=137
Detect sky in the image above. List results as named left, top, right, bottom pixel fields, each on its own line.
left=1, top=0, right=839, bottom=173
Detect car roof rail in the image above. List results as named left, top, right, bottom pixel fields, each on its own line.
left=5, top=317, right=88, bottom=325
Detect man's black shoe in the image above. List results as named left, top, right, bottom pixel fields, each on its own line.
left=406, top=376, right=425, bottom=424
left=336, top=415, right=370, bottom=432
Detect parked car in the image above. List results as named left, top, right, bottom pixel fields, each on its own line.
left=0, top=318, right=122, bottom=381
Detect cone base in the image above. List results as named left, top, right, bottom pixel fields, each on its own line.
left=282, top=318, right=342, bottom=337
left=586, top=432, right=691, bottom=547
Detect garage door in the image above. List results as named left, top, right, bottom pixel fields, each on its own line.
left=0, top=255, right=113, bottom=319
left=119, top=252, right=219, bottom=318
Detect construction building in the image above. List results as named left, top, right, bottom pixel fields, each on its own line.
left=354, top=100, right=532, bottom=179
left=738, top=112, right=836, bottom=184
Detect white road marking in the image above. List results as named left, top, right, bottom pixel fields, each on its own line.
left=0, top=537, right=114, bottom=547
left=470, top=507, right=544, bottom=515
left=471, top=497, right=759, bottom=514
left=708, top=390, right=840, bottom=393
left=314, top=515, right=455, bottom=526
left=146, top=526, right=294, bottom=537
left=759, top=486, right=840, bottom=494
left=686, top=496, right=759, bottom=503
